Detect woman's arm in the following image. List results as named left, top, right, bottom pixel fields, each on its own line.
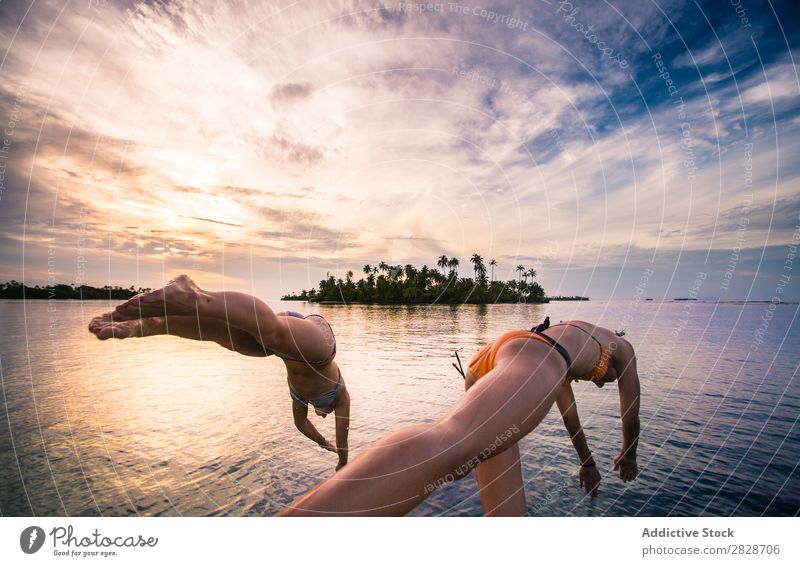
left=614, top=340, right=641, bottom=482
left=334, top=388, right=351, bottom=470
left=555, top=383, right=594, bottom=464
left=292, top=400, right=335, bottom=451
left=555, top=383, right=600, bottom=496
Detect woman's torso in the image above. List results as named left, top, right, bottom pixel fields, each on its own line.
left=467, top=321, right=625, bottom=383
left=285, top=359, right=341, bottom=399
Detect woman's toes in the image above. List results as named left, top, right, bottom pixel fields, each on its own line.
left=89, top=315, right=111, bottom=332
left=95, top=327, right=112, bottom=340
left=115, top=300, right=145, bottom=316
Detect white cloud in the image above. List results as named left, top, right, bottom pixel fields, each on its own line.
left=1, top=0, right=798, bottom=299
left=740, top=63, right=799, bottom=105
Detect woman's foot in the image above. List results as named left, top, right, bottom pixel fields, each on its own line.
left=88, top=312, right=150, bottom=340
left=113, top=274, right=207, bottom=320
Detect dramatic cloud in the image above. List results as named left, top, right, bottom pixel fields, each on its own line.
left=0, top=0, right=797, bottom=299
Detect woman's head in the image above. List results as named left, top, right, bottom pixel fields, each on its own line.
left=314, top=403, right=336, bottom=418
left=591, top=365, right=618, bottom=388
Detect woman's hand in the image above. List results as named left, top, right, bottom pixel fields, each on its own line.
left=579, top=465, right=601, bottom=497
left=613, top=451, right=638, bottom=482
left=320, top=439, right=337, bottom=453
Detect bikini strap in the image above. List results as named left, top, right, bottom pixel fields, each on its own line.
left=532, top=331, right=573, bottom=369
left=549, top=322, right=603, bottom=346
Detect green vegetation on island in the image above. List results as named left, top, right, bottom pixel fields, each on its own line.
left=282, top=255, right=553, bottom=304
left=0, top=280, right=151, bottom=300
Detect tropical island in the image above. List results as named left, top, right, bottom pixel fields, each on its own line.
left=0, top=281, right=150, bottom=300
left=281, top=254, right=578, bottom=305
left=1, top=255, right=591, bottom=305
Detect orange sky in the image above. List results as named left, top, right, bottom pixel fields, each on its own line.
left=1, top=1, right=798, bottom=300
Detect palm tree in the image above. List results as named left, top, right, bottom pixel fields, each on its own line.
left=448, top=257, right=460, bottom=278
left=470, top=253, right=484, bottom=279
left=527, top=268, right=537, bottom=281
left=378, top=261, right=389, bottom=275
left=516, top=265, right=525, bottom=285
left=489, top=259, right=497, bottom=282
left=477, top=264, right=488, bottom=286
left=437, top=255, right=449, bottom=277
left=362, top=264, right=375, bottom=287
left=419, top=265, right=430, bottom=289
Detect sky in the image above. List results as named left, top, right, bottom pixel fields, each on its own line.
left=0, top=0, right=798, bottom=301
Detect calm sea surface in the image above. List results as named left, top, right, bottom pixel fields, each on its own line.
left=0, top=299, right=798, bottom=517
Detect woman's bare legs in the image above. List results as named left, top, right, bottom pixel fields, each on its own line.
left=110, top=275, right=281, bottom=339
left=88, top=312, right=266, bottom=356
left=475, top=443, right=526, bottom=516
left=107, top=275, right=331, bottom=361
left=465, top=370, right=527, bottom=516
left=279, top=341, right=566, bottom=516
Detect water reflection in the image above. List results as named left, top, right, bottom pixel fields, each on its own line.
left=0, top=299, right=797, bottom=516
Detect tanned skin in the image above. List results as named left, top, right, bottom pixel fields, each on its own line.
left=88, top=275, right=350, bottom=470
left=279, top=321, right=640, bottom=516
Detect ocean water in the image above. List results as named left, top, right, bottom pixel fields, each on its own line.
left=0, top=299, right=797, bottom=517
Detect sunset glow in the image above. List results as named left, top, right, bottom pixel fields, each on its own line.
left=1, top=1, right=798, bottom=299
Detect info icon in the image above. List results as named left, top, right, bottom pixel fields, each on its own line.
left=20, top=526, right=45, bottom=554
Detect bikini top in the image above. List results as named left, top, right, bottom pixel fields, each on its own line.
left=537, top=322, right=611, bottom=383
